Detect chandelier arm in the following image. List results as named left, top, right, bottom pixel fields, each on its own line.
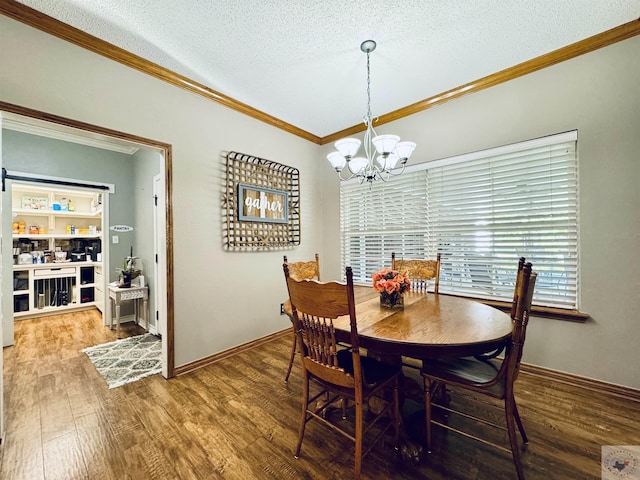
left=339, top=166, right=357, bottom=180
left=386, top=163, right=408, bottom=177
left=363, top=122, right=373, bottom=169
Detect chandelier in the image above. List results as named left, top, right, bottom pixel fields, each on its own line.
left=327, top=40, right=416, bottom=184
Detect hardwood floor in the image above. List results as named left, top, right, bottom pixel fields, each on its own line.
left=2, top=311, right=639, bottom=479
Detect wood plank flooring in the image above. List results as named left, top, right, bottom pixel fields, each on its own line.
left=1, top=310, right=639, bottom=479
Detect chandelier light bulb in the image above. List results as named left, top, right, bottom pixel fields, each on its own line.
left=349, top=157, right=369, bottom=174
left=394, top=141, right=417, bottom=163
left=379, top=154, right=400, bottom=170
left=327, top=151, right=347, bottom=171
left=372, top=134, right=400, bottom=155
left=334, top=138, right=361, bottom=159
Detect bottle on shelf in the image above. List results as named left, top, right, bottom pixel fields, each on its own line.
left=68, top=199, right=75, bottom=211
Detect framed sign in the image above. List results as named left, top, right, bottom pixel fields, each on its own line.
left=223, top=151, right=300, bottom=249
left=237, top=184, right=288, bottom=224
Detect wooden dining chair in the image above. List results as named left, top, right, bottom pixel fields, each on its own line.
left=391, top=252, right=441, bottom=293
left=283, top=263, right=402, bottom=479
left=282, top=254, right=320, bottom=382
left=421, top=258, right=536, bottom=480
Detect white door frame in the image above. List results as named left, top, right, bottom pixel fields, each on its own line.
left=153, top=173, right=168, bottom=378
left=0, top=112, right=5, bottom=441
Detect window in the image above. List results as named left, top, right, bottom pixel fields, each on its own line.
left=341, top=169, right=431, bottom=282
left=340, top=131, right=579, bottom=310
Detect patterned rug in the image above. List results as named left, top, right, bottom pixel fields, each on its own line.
left=82, top=333, right=162, bottom=389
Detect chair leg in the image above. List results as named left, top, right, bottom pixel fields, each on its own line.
left=354, top=397, right=364, bottom=479
left=284, top=331, right=297, bottom=382
left=512, top=398, right=528, bottom=444
left=423, top=377, right=433, bottom=453
left=294, top=373, right=310, bottom=458
left=505, top=397, right=525, bottom=480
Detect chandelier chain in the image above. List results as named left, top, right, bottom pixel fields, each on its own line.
left=366, top=49, right=372, bottom=122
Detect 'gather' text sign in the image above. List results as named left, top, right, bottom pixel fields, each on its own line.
left=237, top=184, right=288, bottom=224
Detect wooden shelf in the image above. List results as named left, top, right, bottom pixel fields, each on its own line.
left=13, top=233, right=101, bottom=240
left=13, top=207, right=102, bottom=218
left=12, top=185, right=105, bottom=320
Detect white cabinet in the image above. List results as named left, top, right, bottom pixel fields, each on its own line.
left=12, top=184, right=105, bottom=319
left=13, top=263, right=101, bottom=318
left=94, top=264, right=104, bottom=313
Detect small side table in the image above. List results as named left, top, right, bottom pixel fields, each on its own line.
left=108, top=284, right=149, bottom=339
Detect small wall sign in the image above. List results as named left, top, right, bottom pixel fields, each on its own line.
left=237, top=184, right=288, bottom=224
left=110, top=225, right=134, bottom=232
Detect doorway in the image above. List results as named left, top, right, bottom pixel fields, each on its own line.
left=0, top=106, right=174, bottom=379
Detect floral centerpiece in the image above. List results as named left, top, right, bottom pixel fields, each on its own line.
left=372, top=268, right=411, bottom=309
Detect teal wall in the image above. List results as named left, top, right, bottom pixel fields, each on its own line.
left=2, top=129, right=135, bottom=281
left=2, top=129, right=160, bottom=335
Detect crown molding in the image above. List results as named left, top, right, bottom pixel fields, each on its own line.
left=1, top=2, right=638, bottom=146
left=2, top=116, right=140, bottom=154
left=321, top=18, right=640, bottom=145
left=0, top=0, right=321, bottom=145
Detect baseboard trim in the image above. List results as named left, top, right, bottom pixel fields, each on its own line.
left=174, top=328, right=291, bottom=377
left=520, top=363, right=640, bottom=403
left=173, top=330, right=640, bottom=403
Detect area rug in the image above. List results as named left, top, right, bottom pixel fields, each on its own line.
left=82, top=333, right=162, bottom=389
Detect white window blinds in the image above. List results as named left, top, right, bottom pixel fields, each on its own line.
left=340, top=131, right=579, bottom=309
left=340, top=170, right=431, bottom=283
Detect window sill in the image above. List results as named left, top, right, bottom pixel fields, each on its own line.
left=471, top=298, right=589, bottom=322
left=353, top=284, right=590, bottom=322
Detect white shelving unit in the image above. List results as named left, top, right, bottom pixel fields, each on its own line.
left=12, top=184, right=105, bottom=319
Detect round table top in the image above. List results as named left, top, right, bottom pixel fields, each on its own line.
left=285, top=286, right=513, bottom=359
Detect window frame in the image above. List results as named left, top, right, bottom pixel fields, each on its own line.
left=339, top=130, right=587, bottom=321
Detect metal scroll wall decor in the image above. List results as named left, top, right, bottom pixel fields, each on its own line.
left=223, top=151, right=300, bottom=249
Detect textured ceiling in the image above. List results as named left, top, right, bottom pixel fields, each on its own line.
left=14, top=0, right=640, bottom=138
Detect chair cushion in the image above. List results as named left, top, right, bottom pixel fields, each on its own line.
left=422, top=357, right=506, bottom=397
left=337, top=349, right=401, bottom=385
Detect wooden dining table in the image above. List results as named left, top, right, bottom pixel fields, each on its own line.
left=284, top=285, right=514, bottom=461
left=284, top=285, right=513, bottom=361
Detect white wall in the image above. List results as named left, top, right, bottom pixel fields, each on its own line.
left=0, top=15, right=322, bottom=368
left=132, top=148, right=162, bottom=331
left=2, top=14, right=639, bottom=389
left=321, top=36, right=640, bottom=389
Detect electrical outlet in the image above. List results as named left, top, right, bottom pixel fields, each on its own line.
left=280, top=303, right=285, bottom=315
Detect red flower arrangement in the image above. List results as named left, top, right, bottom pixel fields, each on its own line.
left=372, top=268, right=411, bottom=308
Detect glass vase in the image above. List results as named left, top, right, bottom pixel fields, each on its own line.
left=380, top=291, right=404, bottom=309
